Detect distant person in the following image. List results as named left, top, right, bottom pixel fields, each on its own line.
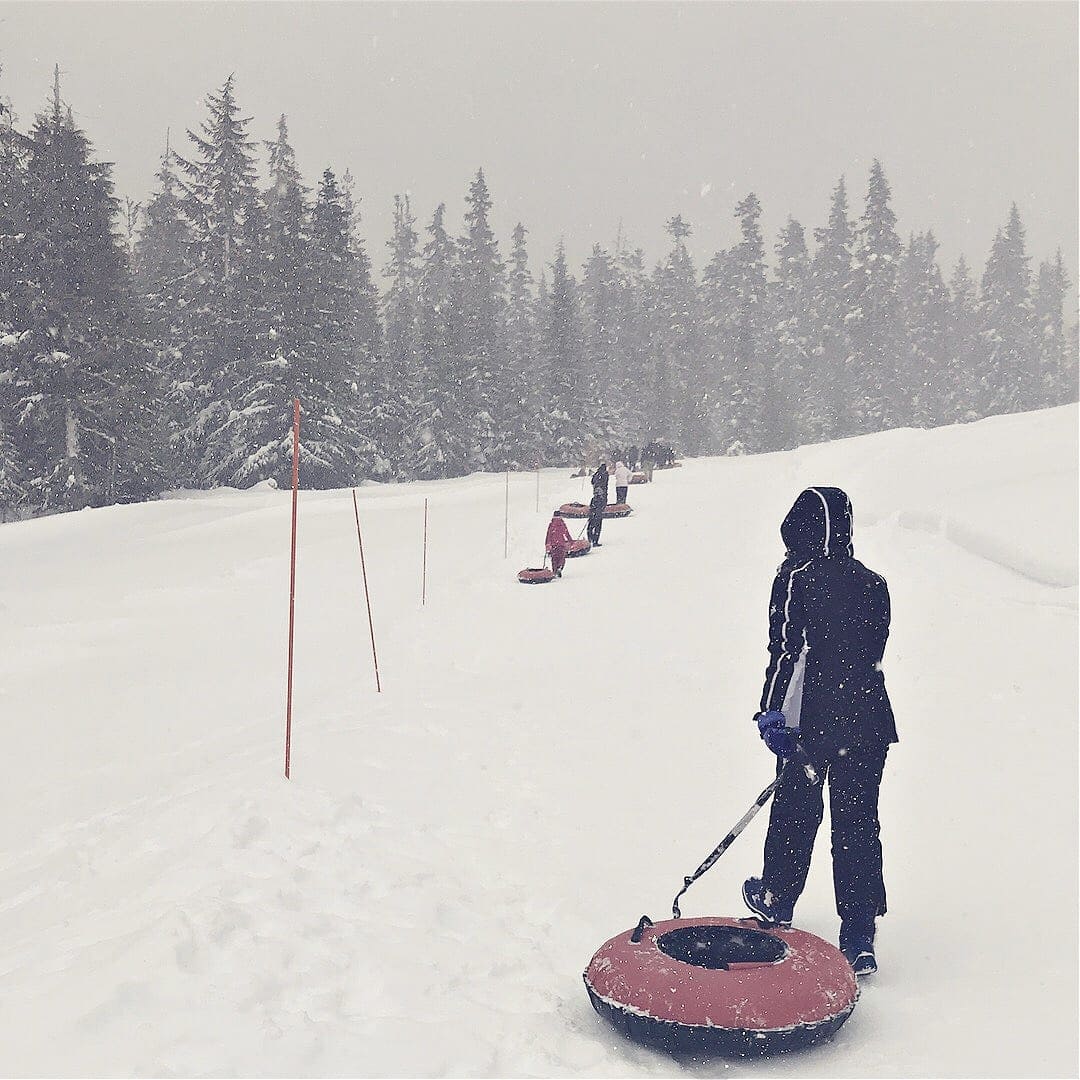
left=742, top=487, right=897, bottom=978
left=545, top=513, right=572, bottom=577
left=587, top=463, right=609, bottom=547
left=641, top=444, right=655, bottom=483
left=591, top=461, right=611, bottom=502
left=613, top=460, right=631, bottom=505
left=627, top=445, right=639, bottom=471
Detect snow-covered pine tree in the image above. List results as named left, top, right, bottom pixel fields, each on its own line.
left=947, top=256, right=983, bottom=422
left=580, top=244, right=624, bottom=443
left=539, top=243, right=602, bottom=465
left=849, top=160, right=902, bottom=432
left=897, top=230, right=951, bottom=427
left=9, top=79, right=162, bottom=511
left=174, top=75, right=260, bottom=486
left=1034, top=251, right=1075, bottom=406
left=727, top=195, right=770, bottom=451
left=340, top=170, right=390, bottom=476
left=135, top=140, right=194, bottom=486
left=457, top=169, right=506, bottom=470
left=979, top=205, right=1037, bottom=416
left=504, top=222, right=542, bottom=466
left=206, top=115, right=357, bottom=490
left=769, top=217, right=813, bottom=447
left=414, top=202, right=470, bottom=478
left=0, top=78, right=29, bottom=513
left=612, top=243, right=654, bottom=448
left=808, top=176, right=857, bottom=441
left=381, top=193, right=421, bottom=476
left=303, top=167, right=380, bottom=484
left=650, top=215, right=704, bottom=453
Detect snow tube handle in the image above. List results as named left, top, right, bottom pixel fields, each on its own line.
left=630, top=915, right=654, bottom=943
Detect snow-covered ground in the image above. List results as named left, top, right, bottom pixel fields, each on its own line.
left=1, top=406, right=1076, bottom=1078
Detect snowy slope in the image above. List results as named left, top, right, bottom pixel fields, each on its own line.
left=0, top=406, right=1076, bottom=1078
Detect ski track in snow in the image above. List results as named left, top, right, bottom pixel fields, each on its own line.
left=0, top=406, right=1076, bottom=1077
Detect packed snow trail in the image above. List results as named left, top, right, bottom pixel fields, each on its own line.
left=0, top=407, right=1076, bottom=1077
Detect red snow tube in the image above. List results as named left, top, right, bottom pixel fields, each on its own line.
left=629, top=473, right=648, bottom=484
left=565, top=538, right=591, bottom=557
left=555, top=502, right=632, bottom=519
left=584, top=916, right=857, bottom=1057
left=517, top=567, right=556, bottom=584
left=554, top=502, right=590, bottom=518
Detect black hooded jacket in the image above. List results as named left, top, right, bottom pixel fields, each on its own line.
left=758, top=487, right=897, bottom=754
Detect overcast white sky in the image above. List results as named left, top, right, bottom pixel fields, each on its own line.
left=2, top=2, right=1076, bottom=290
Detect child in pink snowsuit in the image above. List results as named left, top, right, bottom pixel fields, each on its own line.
left=546, top=515, right=573, bottom=577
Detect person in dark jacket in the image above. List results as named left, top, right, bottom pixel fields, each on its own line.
left=586, top=461, right=609, bottom=546
left=742, top=486, right=897, bottom=977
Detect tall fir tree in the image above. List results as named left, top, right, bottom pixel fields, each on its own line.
left=7, top=78, right=162, bottom=510
left=897, top=230, right=952, bottom=426
left=769, top=217, right=813, bottom=447
left=1033, top=250, right=1074, bottom=405
left=808, top=176, right=857, bottom=441
left=341, top=169, right=392, bottom=477
left=381, top=193, right=421, bottom=476
left=175, top=75, right=260, bottom=485
left=414, top=202, right=469, bottom=478
left=503, top=222, right=541, bottom=465
left=849, top=160, right=902, bottom=431
left=457, top=169, right=506, bottom=469
left=651, top=215, right=704, bottom=451
left=539, top=243, right=604, bottom=464
left=727, top=195, right=770, bottom=451
left=979, top=205, right=1036, bottom=415
left=947, top=256, right=983, bottom=422
left=580, top=244, right=623, bottom=440
left=135, top=140, right=194, bottom=485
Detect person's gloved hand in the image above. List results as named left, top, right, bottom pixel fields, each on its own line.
left=755, top=710, right=801, bottom=759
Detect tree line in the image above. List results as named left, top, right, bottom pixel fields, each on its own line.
left=1, top=74, right=1075, bottom=516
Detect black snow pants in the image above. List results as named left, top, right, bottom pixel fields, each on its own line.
left=762, top=744, right=888, bottom=922
left=587, top=508, right=604, bottom=545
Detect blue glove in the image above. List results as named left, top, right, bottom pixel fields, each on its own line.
left=755, top=710, right=801, bottom=759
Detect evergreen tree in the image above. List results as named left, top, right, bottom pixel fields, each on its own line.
left=580, top=243, right=623, bottom=439
left=135, top=141, right=193, bottom=485
left=414, top=202, right=469, bottom=478
left=611, top=242, right=654, bottom=447
left=897, top=231, right=951, bottom=426
left=7, top=81, right=162, bottom=510
left=381, top=193, right=421, bottom=475
left=175, top=75, right=260, bottom=485
left=770, top=217, right=813, bottom=446
left=504, top=222, right=541, bottom=465
left=807, top=176, right=856, bottom=441
left=979, top=204, right=1037, bottom=415
left=457, top=169, right=506, bottom=469
left=1033, top=250, right=1074, bottom=405
left=849, top=160, right=902, bottom=431
left=539, top=243, right=603, bottom=464
left=947, top=256, right=983, bottom=422
left=728, top=195, right=770, bottom=450
left=651, top=215, right=704, bottom=452
left=341, top=169, right=391, bottom=477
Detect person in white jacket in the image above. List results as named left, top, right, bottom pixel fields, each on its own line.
left=613, top=461, right=631, bottom=505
